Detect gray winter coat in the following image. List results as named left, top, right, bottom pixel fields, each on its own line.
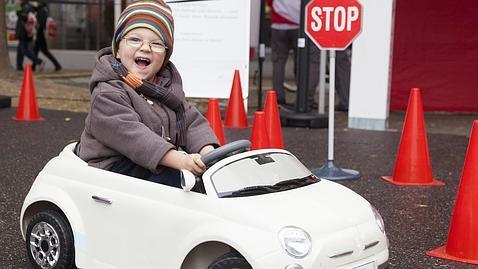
left=79, top=47, right=219, bottom=173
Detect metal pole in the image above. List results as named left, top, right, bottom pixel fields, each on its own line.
left=328, top=50, right=335, bottom=161
left=295, top=0, right=309, bottom=113
left=114, top=0, right=121, bottom=24
left=318, top=49, right=326, bottom=114
left=257, top=0, right=266, bottom=111
left=312, top=49, right=359, bottom=181
left=96, top=0, right=101, bottom=50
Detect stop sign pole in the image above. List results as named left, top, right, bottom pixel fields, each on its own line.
left=307, top=0, right=362, bottom=181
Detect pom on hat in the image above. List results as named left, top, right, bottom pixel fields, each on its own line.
left=112, top=0, right=174, bottom=67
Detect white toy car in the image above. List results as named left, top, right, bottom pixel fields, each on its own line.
left=21, top=140, right=389, bottom=269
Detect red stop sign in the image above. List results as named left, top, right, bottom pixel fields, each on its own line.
left=305, top=0, right=362, bottom=50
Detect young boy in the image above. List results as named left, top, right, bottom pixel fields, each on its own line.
left=78, top=0, right=219, bottom=187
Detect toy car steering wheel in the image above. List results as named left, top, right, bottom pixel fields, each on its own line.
left=201, top=140, right=251, bottom=166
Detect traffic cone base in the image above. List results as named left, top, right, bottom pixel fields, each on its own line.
left=13, top=116, right=44, bottom=121
left=381, top=176, right=444, bottom=186
left=427, top=246, right=478, bottom=265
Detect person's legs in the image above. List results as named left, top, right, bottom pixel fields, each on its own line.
left=23, top=48, right=42, bottom=66
left=307, top=43, right=321, bottom=110
left=335, top=49, right=351, bottom=110
left=32, top=38, right=40, bottom=71
left=147, top=167, right=181, bottom=188
left=288, top=29, right=299, bottom=81
left=21, top=40, right=43, bottom=68
left=109, top=157, right=152, bottom=178
left=109, top=157, right=181, bottom=188
left=271, top=29, right=290, bottom=104
left=16, top=41, right=25, bottom=70
left=37, top=35, right=62, bottom=71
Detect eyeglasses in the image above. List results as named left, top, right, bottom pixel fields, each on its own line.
left=122, top=37, right=168, bottom=53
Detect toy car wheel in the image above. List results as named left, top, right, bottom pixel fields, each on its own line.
left=207, top=252, right=252, bottom=269
left=25, top=210, right=75, bottom=269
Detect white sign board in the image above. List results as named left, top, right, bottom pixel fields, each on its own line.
left=167, top=0, right=251, bottom=99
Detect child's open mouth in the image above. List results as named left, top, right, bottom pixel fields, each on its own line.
left=135, top=57, right=151, bottom=69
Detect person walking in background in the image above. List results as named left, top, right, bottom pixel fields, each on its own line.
left=33, top=1, right=62, bottom=72
left=15, top=0, right=44, bottom=71
left=334, top=47, right=352, bottom=112
left=268, top=0, right=299, bottom=106
left=268, top=0, right=351, bottom=112
left=268, top=0, right=320, bottom=110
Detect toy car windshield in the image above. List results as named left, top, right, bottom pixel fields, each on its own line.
left=210, top=152, right=320, bottom=198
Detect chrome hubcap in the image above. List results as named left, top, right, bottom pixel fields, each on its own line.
left=29, top=221, right=60, bottom=268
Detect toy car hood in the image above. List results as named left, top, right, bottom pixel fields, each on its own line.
left=216, top=179, right=374, bottom=234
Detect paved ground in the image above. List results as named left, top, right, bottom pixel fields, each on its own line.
left=1, top=105, right=478, bottom=268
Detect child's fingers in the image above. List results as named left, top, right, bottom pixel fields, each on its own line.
left=193, top=156, right=206, bottom=170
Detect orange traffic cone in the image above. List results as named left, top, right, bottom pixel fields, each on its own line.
left=264, top=90, right=284, bottom=149
left=224, top=70, right=248, bottom=128
left=250, top=111, right=269, bottom=150
left=382, top=88, right=443, bottom=185
left=14, top=64, right=43, bottom=121
left=206, top=98, right=226, bottom=145
left=427, top=120, right=478, bottom=264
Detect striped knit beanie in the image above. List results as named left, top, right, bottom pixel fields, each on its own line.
left=112, top=0, right=174, bottom=66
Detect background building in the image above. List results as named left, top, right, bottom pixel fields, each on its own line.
left=6, top=0, right=123, bottom=50
left=5, top=0, right=478, bottom=117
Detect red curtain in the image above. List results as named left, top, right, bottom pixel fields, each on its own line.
left=391, top=0, right=478, bottom=112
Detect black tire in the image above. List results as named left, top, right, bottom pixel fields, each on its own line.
left=25, top=210, right=75, bottom=269
left=207, top=252, right=252, bottom=269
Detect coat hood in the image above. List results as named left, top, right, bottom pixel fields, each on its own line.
left=89, top=47, right=123, bottom=93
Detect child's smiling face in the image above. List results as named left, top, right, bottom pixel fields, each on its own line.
left=116, top=28, right=166, bottom=82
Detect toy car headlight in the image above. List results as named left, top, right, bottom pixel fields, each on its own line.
left=371, top=205, right=386, bottom=234
left=278, top=226, right=311, bottom=258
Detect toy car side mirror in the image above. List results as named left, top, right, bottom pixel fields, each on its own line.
left=180, top=169, right=196, bottom=192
